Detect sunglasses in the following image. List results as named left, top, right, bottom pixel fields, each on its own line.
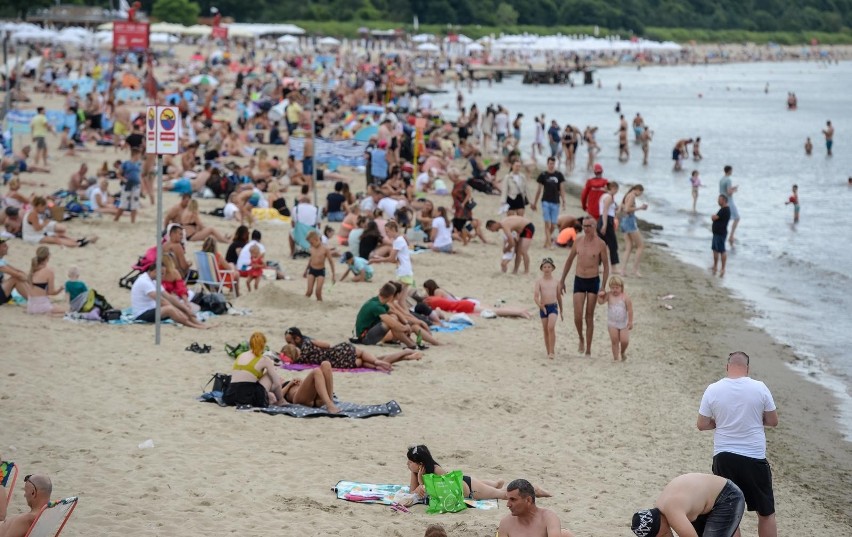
left=24, top=474, right=37, bottom=496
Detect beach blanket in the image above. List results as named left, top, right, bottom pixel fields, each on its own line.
left=430, top=320, right=474, bottom=334
left=279, top=362, right=384, bottom=374
left=198, top=392, right=402, bottom=418
left=106, top=308, right=216, bottom=325
left=333, top=481, right=498, bottom=510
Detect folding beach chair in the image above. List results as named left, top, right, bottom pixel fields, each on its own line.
left=24, top=496, right=78, bottom=537
left=193, top=251, right=225, bottom=294
left=1, top=461, right=18, bottom=509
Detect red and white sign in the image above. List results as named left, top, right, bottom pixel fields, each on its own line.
left=113, top=21, right=150, bottom=51
left=145, top=105, right=180, bottom=155
left=212, top=26, right=228, bottom=40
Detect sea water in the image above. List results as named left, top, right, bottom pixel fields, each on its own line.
left=430, top=61, right=852, bottom=438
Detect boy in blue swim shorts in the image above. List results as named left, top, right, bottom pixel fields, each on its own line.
left=534, top=257, right=562, bottom=359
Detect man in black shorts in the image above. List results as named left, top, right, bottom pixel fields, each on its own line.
left=354, top=282, right=417, bottom=347
left=697, top=351, right=779, bottom=537
left=558, top=217, right=609, bottom=356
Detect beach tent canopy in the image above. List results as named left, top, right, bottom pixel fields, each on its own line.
left=318, top=36, right=341, bottom=46
left=277, top=34, right=299, bottom=43
left=190, top=74, right=219, bottom=86
left=416, top=42, right=440, bottom=52
left=150, top=33, right=180, bottom=44
left=467, top=42, right=485, bottom=52
left=150, top=22, right=187, bottom=34
left=411, top=33, right=434, bottom=43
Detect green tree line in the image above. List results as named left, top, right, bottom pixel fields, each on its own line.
left=6, top=0, right=851, bottom=35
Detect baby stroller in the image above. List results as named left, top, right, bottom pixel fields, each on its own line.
left=119, top=246, right=157, bottom=289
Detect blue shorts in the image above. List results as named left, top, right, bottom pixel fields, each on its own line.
left=712, top=234, right=727, bottom=253
left=620, top=214, right=638, bottom=233
left=513, top=129, right=521, bottom=141
left=827, top=140, right=833, bottom=151
left=541, top=201, right=559, bottom=224
left=539, top=303, right=558, bottom=318
left=327, top=211, right=345, bottom=222
left=302, top=156, right=313, bottom=176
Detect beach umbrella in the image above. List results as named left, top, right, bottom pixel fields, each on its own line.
left=149, top=33, right=179, bottom=44
left=411, top=33, right=433, bottom=43
left=318, top=36, right=341, bottom=47
left=277, top=34, right=298, bottom=44
left=190, top=74, right=219, bottom=86
left=467, top=43, right=484, bottom=53
left=416, top=42, right=440, bottom=53
left=354, top=125, right=378, bottom=141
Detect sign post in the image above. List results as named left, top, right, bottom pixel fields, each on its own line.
left=146, top=104, right=180, bottom=344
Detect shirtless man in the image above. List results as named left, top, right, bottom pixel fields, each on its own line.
left=632, top=113, right=644, bottom=144
left=164, top=194, right=191, bottom=228
left=631, top=474, right=744, bottom=537
left=68, top=163, right=89, bottom=196
left=497, top=479, right=574, bottom=537
left=558, top=216, right=609, bottom=356
left=822, top=120, right=834, bottom=156
left=640, top=126, right=653, bottom=166
left=0, top=471, right=51, bottom=537
left=163, top=224, right=192, bottom=278
left=0, top=238, right=30, bottom=303
left=617, top=126, right=629, bottom=162
left=486, top=215, right=536, bottom=274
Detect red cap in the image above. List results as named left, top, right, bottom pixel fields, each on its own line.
left=378, top=139, right=388, bottom=149
left=593, top=163, right=603, bottom=173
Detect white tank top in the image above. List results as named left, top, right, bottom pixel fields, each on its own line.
left=599, top=194, right=617, bottom=218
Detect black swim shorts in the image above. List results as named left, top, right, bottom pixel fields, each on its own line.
left=712, top=452, right=775, bottom=516
left=573, top=276, right=600, bottom=294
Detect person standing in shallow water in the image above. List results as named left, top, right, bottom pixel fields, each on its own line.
left=822, top=120, right=834, bottom=156
left=719, top=165, right=739, bottom=246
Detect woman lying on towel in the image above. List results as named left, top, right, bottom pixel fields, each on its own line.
left=283, top=327, right=421, bottom=372
left=225, top=332, right=342, bottom=413
left=421, top=279, right=531, bottom=319
left=406, top=444, right=552, bottom=501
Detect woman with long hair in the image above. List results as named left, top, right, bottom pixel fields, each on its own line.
left=181, top=199, right=229, bottom=243
left=406, top=444, right=551, bottom=500
left=619, top=184, right=648, bottom=277
left=26, top=246, right=64, bottom=315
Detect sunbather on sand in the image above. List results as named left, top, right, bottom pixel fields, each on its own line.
left=406, top=445, right=551, bottom=501
left=282, top=327, right=421, bottom=372
left=0, top=470, right=51, bottom=537
left=224, top=331, right=285, bottom=407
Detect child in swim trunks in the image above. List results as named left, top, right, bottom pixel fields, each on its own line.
left=305, top=230, right=335, bottom=301
left=785, top=184, right=799, bottom=223
left=598, top=275, right=633, bottom=361
left=246, top=244, right=264, bottom=292
left=534, top=257, right=562, bottom=359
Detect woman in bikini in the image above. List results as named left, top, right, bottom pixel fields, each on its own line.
left=282, top=327, right=421, bottom=372
left=26, top=246, right=65, bottom=315
left=224, top=331, right=286, bottom=408
left=406, top=445, right=551, bottom=500
left=22, top=196, right=95, bottom=248
left=335, top=205, right=360, bottom=246
left=180, top=199, right=229, bottom=243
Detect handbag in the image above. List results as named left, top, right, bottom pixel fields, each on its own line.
left=423, top=471, right=467, bottom=514
left=205, top=373, right=231, bottom=406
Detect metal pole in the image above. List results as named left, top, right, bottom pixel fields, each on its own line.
left=309, top=81, right=317, bottom=210
left=154, top=154, right=163, bottom=345
left=2, top=34, right=9, bottom=121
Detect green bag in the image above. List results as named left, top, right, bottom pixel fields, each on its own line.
left=423, top=470, right=468, bottom=514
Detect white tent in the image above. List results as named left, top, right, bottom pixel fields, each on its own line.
left=150, top=33, right=180, bottom=44
left=416, top=42, right=440, bottom=53
left=466, top=42, right=484, bottom=52
left=318, top=36, right=341, bottom=46
left=277, top=34, right=299, bottom=44
left=150, top=22, right=187, bottom=34
left=411, top=33, right=434, bottom=43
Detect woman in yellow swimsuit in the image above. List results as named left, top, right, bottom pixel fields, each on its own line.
left=224, top=332, right=284, bottom=407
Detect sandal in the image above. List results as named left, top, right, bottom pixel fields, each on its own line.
left=185, top=342, right=211, bottom=354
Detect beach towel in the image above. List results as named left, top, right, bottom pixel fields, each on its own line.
left=332, top=481, right=498, bottom=510
left=279, top=362, right=384, bottom=374
left=430, top=320, right=474, bottom=333
left=106, top=308, right=216, bottom=325
left=198, top=392, right=402, bottom=418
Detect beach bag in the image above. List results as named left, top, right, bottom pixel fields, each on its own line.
left=225, top=341, right=249, bottom=358
left=423, top=471, right=467, bottom=514
left=194, top=291, right=228, bottom=315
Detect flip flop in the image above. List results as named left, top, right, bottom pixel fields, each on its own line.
left=186, top=342, right=211, bottom=354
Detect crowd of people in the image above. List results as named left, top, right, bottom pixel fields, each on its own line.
left=0, top=35, right=795, bottom=537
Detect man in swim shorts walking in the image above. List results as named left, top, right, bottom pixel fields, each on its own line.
left=697, top=351, right=778, bottom=537
left=631, top=473, right=745, bottom=537
left=558, top=216, right=609, bottom=356
left=822, top=120, right=834, bottom=156
left=719, top=165, right=739, bottom=245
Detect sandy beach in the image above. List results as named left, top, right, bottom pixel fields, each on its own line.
left=1, top=42, right=850, bottom=536
left=1, top=155, right=851, bottom=535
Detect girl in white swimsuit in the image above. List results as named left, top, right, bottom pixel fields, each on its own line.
left=598, top=275, right=633, bottom=362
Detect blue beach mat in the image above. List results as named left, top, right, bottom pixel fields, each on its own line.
left=431, top=320, right=474, bottom=333
left=333, top=481, right=498, bottom=510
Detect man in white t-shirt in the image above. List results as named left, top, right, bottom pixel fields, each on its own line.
left=494, top=107, right=510, bottom=143
left=359, top=186, right=382, bottom=213
left=697, top=351, right=778, bottom=537
left=130, top=264, right=207, bottom=328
